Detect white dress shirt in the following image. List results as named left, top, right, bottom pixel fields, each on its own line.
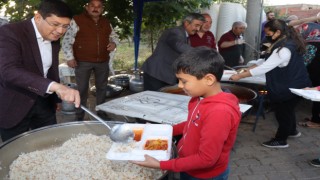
left=250, top=47, right=291, bottom=76
left=31, top=18, right=55, bottom=94
left=31, top=18, right=52, bottom=78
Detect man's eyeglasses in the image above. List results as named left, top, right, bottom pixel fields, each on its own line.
left=43, top=18, right=70, bottom=30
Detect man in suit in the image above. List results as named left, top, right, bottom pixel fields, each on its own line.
left=0, top=0, right=80, bottom=142
left=142, top=13, right=205, bottom=91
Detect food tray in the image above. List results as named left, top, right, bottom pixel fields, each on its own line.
left=106, top=124, right=173, bottom=161
left=290, top=88, right=320, bottom=102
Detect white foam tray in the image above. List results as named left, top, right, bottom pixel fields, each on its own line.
left=106, top=124, right=173, bottom=161
left=290, top=88, right=320, bottom=102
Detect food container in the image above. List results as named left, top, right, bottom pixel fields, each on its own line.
left=107, top=124, right=173, bottom=161
left=0, top=121, right=172, bottom=179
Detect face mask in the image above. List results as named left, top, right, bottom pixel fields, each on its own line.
left=265, top=34, right=276, bottom=43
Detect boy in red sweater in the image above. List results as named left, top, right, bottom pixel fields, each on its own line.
left=132, top=47, right=241, bottom=179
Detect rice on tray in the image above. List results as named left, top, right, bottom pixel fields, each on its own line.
left=9, top=134, right=164, bottom=180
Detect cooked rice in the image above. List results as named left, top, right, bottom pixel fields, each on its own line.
left=9, top=134, right=164, bottom=180
left=112, top=141, right=138, bottom=153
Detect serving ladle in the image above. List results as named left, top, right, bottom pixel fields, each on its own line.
left=80, top=105, right=134, bottom=143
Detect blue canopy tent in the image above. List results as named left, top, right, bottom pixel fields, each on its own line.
left=133, top=0, right=163, bottom=70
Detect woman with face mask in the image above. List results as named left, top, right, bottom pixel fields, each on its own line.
left=230, top=19, right=311, bottom=148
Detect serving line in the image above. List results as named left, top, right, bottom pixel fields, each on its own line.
left=96, top=91, right=252, bottom=125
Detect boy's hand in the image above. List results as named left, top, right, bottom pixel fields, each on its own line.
left=130, top=155, right=160, bottom=169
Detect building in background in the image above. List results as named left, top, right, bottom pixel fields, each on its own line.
left=267, top=4, right=320, bottom=19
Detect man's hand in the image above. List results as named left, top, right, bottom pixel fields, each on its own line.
left=107, top=42, right=116, bottom=51
left=50, top=82, right=80, bottom=108
left=130, top=155, right=161, bottom=169
left=235, top=39, right=245, bottom=45
left=66, top=59, right=77, bottom=68
left=56, top=103, right=62, bottom=111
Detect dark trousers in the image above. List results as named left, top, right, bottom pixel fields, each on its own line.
left=75, top=61, right=109, bottom=120
left=311, top=102, right=320, bottom=123
left=143, top=72, right=171, bottom=91
left=273, top=97, right=300, bottom=141
left=0, top=96, right=56, bottom=142
left=180, top=166, right=229, bottom=180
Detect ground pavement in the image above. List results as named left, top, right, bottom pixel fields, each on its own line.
left=230, top=99, right=320, bottom=180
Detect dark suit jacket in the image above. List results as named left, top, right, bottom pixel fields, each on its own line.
left=0, top=19, right=60, bottom=128
left=142, top=26, right=192, bottom=85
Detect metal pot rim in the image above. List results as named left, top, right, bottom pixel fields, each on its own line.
left=0, top=121, right=103, bottom=148
left=0, top=121, right=172, bottom=180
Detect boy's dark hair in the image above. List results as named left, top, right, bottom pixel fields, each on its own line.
left=38, top=0, right=73, bottom=19
left=173, top=47, right=225, bottom=81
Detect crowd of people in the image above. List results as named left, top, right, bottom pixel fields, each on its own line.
left=0, top=0, right=320, bottom=179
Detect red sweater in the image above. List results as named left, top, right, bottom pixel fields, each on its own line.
left=189, top=31, right=217, bottom=50
left=160, top=92, right=241, bottom=179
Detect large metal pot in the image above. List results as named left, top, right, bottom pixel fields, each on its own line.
left=90, top=84, right=123, bottom=98
left=159, top=83, right=257, bottom=104
left=109, top=74, right=131, bottom=88
left=0, top=121, right=172, bottom=179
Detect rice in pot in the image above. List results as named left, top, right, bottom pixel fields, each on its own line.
left=9, top=134, right=164, bottom=180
